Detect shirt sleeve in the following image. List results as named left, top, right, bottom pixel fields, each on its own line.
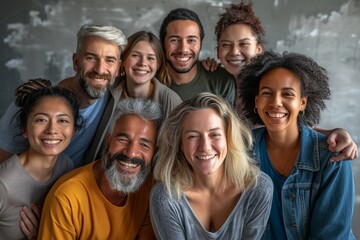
left=0, top=102, right=28, bottom=153
left=38, top=188, right=77, bottom=239
left=242, top=172, right=273, bottom=239
left=150, top=182, right=186, bottom=240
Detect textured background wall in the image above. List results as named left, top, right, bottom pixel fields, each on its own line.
left=0, top=0, right=359, bottom=236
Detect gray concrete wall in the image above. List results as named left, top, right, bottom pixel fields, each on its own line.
left=0, top=0, right=359, bottom=236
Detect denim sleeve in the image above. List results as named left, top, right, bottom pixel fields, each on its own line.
left=310, top=159, right=355, bottom=239
left=150, top=182, right=186, bottom=240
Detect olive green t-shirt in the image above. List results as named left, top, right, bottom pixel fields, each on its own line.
left=170, top=62, right=235, bottom=105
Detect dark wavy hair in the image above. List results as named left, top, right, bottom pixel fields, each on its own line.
left=215, top=1, right=265, bottom=44
left=159, top=8, right=204, bottom=48
left=239, top=51, right=330, bottom=126
left=15, top=78, right=83, bottom=132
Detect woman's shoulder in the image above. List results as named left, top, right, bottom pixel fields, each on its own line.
left=153, top=78, right=182, bottom=101
left=151, top=181, right=171, bottom=198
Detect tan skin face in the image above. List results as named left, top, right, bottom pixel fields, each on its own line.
left=217, top=23, right=263, bottom=77
left=164, top=20, right=201, bottom=82
left=72, top=36, right=121, bottom=96
left=181, top=108, right=227, bottom=178
left=23, top=96, right=75, bottom=158
left=106, top=114, right=157, bottom=178
left=255, top=68, right=307, bottom=134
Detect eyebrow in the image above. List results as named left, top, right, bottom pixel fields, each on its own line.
left=115, top=133, right=154, bottom=145
left=260, top=86, right=296, bottom=91
left=84, top=52, right=118, bottom=61
left=184, top=127, right=221, bottom=134
left=33, top=113, right=71, bottom=118
left=168, top=35, right=199, bottom=39
left=132, top=50, right=156, bottom=57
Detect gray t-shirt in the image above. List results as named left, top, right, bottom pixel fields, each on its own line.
left=0, top=154, right=74, bottom=240
left=150, top=172, right=273, bottom=240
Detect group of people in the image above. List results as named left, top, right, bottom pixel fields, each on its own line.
left=0, top=1, right=357, bottom=240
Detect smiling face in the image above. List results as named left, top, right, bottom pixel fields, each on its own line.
left=123, top=40, right=158, bottom=87
left=255, top=68, right=307, bottom=133
left=104, top=114, right=157, bottom=192
left=181, top=108, right=227, bottom=177
left=164, top=20, right=201, bottom=76
left=24, top=96, right=75, bottom=157
left=73, top=36, right=121, bottom=99
left=217, top=23, right=262, bottom=77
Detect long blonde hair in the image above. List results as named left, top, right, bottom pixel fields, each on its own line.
left=153, top=92, right=259, bottom=199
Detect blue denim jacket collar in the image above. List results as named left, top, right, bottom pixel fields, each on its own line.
left=253, top=124, right=321, bottom=172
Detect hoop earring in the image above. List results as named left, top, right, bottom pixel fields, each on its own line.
left=300, top=110, right=305, bottom=117
left=254, top=107, right=258, bottom=114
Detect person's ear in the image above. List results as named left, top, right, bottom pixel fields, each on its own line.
left=23, top=130, right=28, bottom=139
left=73, top=53, right=79, bottom=72
left=255, top=95, right=259, bottom=109
left=300, top=96, right=308, bottom=111
left=256, top=44, right=263, bottom=54
left=105, top=133, right=111, bottom=146
left=115, top=60, right=122, bottom=77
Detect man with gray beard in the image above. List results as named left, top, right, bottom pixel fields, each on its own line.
left=0, top=24, right=127, bottom=168
left=38, top=98, right=162, bottom=239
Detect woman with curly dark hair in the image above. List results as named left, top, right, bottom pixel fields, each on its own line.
left=202, top=1, right=358, bottom=162
left=239, top=51, right=355, bottom=239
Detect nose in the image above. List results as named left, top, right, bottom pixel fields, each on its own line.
left=198, top=136, right=212, bottom=152
left=94, top=59, right=106, bottom=75
left=178, top=39, right=189, bottom=53
left=271, top=93, right=283, bottom=107
left=137, top=56, right=146, bottom=66
left=123, top=142, right=140, bottom=159
left=45, top=119, right=59, bottom=134
left=230, top=44, right=241, bottom=55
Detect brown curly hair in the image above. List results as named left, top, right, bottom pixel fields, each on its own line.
left=215, top=1, right=265, bottom=44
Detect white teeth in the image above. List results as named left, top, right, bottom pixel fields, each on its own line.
left=268, top=113, right=286, bottom=118
left=197, top=154, right=216, bottom=160
left=134, top=69, right=148, bottom=74
left=42, top=140, right=61, bottom=144
left=228, top=60, right=243, bottom=64
left=176, top=57, right=190, bottom=62
left=120, top=161, right=138, bottom=168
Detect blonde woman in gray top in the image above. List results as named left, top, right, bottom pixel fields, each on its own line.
left=150, top=92, right=273, bottom=239
left=117, top=31, right=182, bottom=118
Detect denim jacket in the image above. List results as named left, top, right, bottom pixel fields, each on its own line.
left=253, top=124, right=355, bottom=240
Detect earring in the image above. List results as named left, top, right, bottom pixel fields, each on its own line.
left=254, top=107, right=258, bottom=114
left=300, top=110, right=305, bottom=117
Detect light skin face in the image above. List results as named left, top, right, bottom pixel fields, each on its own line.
left=73, top=36, right=121, bottom=98
left=255, top=68, right=307, bottom=134
left=164, top=20, right=201, bottom=81
left=106, top=114, right=157, bottom=178
left=181, top=108, right=228, bottom=177
left=23, top=96, right=75, bottom=157
left=123, top=40, right=159, bottom=92
left=217, top=23, right=263, bottom=77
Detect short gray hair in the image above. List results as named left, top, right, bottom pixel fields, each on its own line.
left=76, top=24, right=127, bottom=54
left=108, top=98, right=163, bottom=134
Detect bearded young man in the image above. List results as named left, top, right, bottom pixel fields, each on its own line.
left=38, top=98, right=162, bottom=239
